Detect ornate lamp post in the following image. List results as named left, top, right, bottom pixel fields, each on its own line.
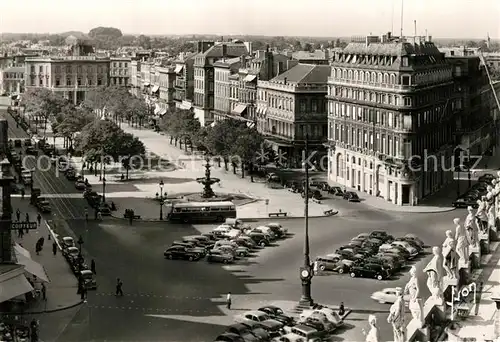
left=299, top=135, right=314, bottom=307
left=158, top=180, right=166, bottom=220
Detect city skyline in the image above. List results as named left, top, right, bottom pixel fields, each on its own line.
left=0, top=0, right=499, bottom=39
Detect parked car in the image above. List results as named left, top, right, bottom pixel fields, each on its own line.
left=239, top=321, right=270, bottom=341
left=401, top=234, right=425, bottom=248
left=391, top=241, right=419, bottom=258
left=246, top=232, right=270, bottom=247
left=349, top=263, right=390, bottom=280
left=394, top=238, right=422, bottom=253
left=453, top=195, right=479, bottom=208
left=328, top=186, right=344, bottom=196
left=214, top=332, right=245, bottom=342
left=75, top=180, right=87, bottom=190
left=25, top=146, right=38, bottom=156
left=258, top=305, right=295, bottom=326
left=334, top=249, right=364, bottom=262
left=356, top=256, right=394, bottom=273
left=232, top=236, right=256, bottom=249
left=65, top=246, right=80, bottom=261
left=478, top=173, right=495, bottom=184
left=234, top=311, right=284, bottom=335
left=206, top=250, right=234, bottom=264
left=369, top=231, right=394, bottom=243
left=224, top=324, right=260, bottom=342
left=283, top=325, right=323, bottom=341
left=343, top=191, right=360, bottom=202
left=371, top=287, right=411, bottom=304
left=80, top=269, right=97, bottom=290
left=164, top=246, right=202, bottom=261
left=36, top=198, right=52, bottom=213
left=266, top=222, right=288, bottom=236
left=376, top=252, right=406, bottom=266
left=379, top=244, right=410, bottom=259
left=215, top=245, right=249, bottom=258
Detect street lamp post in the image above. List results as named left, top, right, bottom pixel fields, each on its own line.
left=299, top=135, right=314, bottom=307
left=102, top=165, right=106, bottom=203
left=77, top=235, right=84, bottom=270
left=159, top=180, right=165, bottom=220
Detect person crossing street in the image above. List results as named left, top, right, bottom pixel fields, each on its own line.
left=36, top=213, right=42, bottom=226
left=115, top=278, right=123, bottom=296
left=16, top=209, right=21, bottom=221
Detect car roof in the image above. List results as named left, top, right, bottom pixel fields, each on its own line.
left=292, top=324, right=316, bottom=332
left=80, top=270, right=92, bottom=275
left=63, top=237, right=73, bottom=241
left=246, top=310, right=266, bottom=316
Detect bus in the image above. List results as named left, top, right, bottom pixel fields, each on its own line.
left=167, top=201, right=237, bottom=223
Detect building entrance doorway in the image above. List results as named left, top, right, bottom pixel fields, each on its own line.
left=402, top=185, right=410, bottom=204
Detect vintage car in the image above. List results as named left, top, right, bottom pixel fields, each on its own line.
left=80, top=269, right=97, bottom=290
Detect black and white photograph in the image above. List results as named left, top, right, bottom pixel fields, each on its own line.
left=0, top=0, right=499, bottom=341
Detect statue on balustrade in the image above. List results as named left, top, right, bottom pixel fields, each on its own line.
left=423, top=246, right=444, bottom=303
left=387, top=287, right=406, bottom=342
left=404, top=266, right=424, bottom=328
left=454, top=217, right=469, bottom=265
left=486, top=187, right=496, bottom=229
left=442, top=230, right=457, bottom=279
left=362, top=314, right=380, bottom=342
left=465, top=206, right=479, bottom=247
left=476, top=197, right=489, bottom=233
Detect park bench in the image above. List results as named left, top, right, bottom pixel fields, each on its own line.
left=268, top=212, right=287, bottom=218
left=123, top=213, right=141, bottom=220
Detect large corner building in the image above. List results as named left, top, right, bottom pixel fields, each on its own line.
left=327, top=33, right=457, bottom=206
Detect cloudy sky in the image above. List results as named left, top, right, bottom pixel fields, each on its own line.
left=1, top=0, right=499, bottom=38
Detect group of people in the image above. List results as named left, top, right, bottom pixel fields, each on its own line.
left=14, top=209, right=42, bottom=238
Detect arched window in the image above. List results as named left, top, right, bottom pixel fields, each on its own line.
left=371, top=72, right=376, bottom=83
left=348, top=70, right=353, bottom=79
left=354, top=70, right=359, bottom=81
left=383, top=73, right=389, bottom=84
left=342, top=69, right=347, bottom=79
left=390, top=74, right=396, bottom=84
left=377, top=73, right=382, bottom=83
left=336, top=154, right=343, bottom=177
left=336, top=68, right=341, bottom=78
left=360, top=71, right=364, bottom=82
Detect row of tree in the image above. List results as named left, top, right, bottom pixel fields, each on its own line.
left=158, top=108, right=272, bottom=181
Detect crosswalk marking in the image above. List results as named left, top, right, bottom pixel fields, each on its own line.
left=93, top=292, right=207, bottom=300
left=85, top=305, right=216, bottom=314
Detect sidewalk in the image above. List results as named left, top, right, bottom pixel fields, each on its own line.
left=11, top=197, right=83, bottom=313
left=454, top=241, right=500, bottom=341
left=57, top=123, right=337, bottom=219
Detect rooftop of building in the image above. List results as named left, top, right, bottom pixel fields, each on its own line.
left=214, top=57, right=241, bottom=67
left=292, top=50, right=328, bottom=60
left=199, top=42, right=248, bottom=58
left=270, top=63, right=331, bottom=85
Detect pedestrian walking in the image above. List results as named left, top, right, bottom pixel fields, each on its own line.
left=18, top=227, right=24, bottom=238
left=226, top=292, right=232, bottom=310
left=116, top=278, right=123, bottom=296
left=35, top=241, right=41, bottom=255
left=80, top=286, right=87, bottom=301
left=25, top=212, right=30, bottom=222
left=339, top=302, right=345, bottom=316
left=52, top=241, right=57, bottom=255
left=97, top=211, right=102, bottom=220
left=91, top=259, right=96, bottom=275
left=21, top=188, right=25, bottom=199
left=41, top=283, right=46, bottom=301
left=16, top=209, right=21, bottom=221
left=37, top=213, right=41, bottom=226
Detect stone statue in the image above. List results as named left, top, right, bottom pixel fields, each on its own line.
left=423, top=246, right=444, bottom=303
left=387, top=287, right=406, bottom=342
left=476, top=197, right=488, bottom=233
left=454, top=218, right=469, bottom=265
left=465, top=206, right=479, bottom=247
left=486, top=190, right=496, bottom=229
left=443, top=236, right=457, bottom=279
left=362, top=314, right=380, bottom=342
left=404, top=266, right=424, bottom=328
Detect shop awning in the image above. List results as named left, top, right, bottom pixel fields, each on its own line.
left=143, top=82, right=150, bottom=86
left=174, top=65, right=184, bottom=73
left=151, top=85, right=160, bottom=93
left=159, top=108, right=167, bottom=116
left=14, top=243, right=31, bottom=258
left=244, top=74, right=257, bottom=82
left=0, top=274, right=34, bottom=303
left=232, top=104, right=248, bottom=115
left=16, top=252, right=50, bottom=283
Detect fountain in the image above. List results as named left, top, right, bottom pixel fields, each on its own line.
left=196, top=156, right=220, bottom=199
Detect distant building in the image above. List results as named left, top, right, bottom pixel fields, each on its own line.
left=292, top=50, right=330, bottom=65
left=193, top=41, right=249, bottom=126
left=173, top=52, right=196, bottom=109
left=327, top=33, right=456, bottom=206
left=0, top=67, right=25, bottom=95
left=24, top=40, right=109, bottom=104
left=257, top=63, right=331, bottom=167
left=109, top=57, right=131, bottom=86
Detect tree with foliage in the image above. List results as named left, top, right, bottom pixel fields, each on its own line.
left=115, top=133, right=146, bottom=179
left=22, top=88, right=69, bottom=136
left=159, top=108, right=200, bottom=150
left=53, top=105, right=96, bottom=148
left=303, top=43, right=313, bottom=52
left=230, top=126, right=264, bottom=181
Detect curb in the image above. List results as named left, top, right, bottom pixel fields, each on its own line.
left=109, top=210, right=340, bottom=222
left=364, top=205, right=456, bottom=214
left=0, top=300, right=84, bottom=315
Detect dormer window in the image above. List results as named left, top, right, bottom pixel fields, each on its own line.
left=351, top=55, right=357, bottom=63
left=402, top=57, right=409, bottom=67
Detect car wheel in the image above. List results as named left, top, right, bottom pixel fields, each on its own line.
left=239, top=252, right=245, bottom=257
left=259, top=241, right=266, bottom=247
left=338, top=268, right=344, bottom=274
left=350, top=272, right=356, bottom=278
left=167, top=254, right=172, bottom=260
left=223, top=259, right=229, bottom=264
left=188, top=256, right=193, bottom=261
left=377, top=275, right=383, bottom=280
left=319, top=265, right=326, bottom=271
left=217, top=215, right=224, bottom=222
